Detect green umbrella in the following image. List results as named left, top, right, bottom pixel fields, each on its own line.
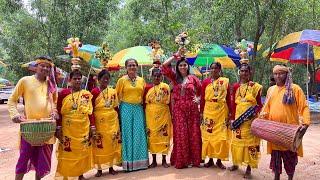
left=108, top=46, right=153, bottom=67
left=193, top=44, right=228, bottom=67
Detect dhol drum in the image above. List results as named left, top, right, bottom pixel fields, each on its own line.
left=20, top=118, right=56, bottom=146
left=251, top=118, right=307, bottom=152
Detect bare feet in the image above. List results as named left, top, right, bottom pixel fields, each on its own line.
left=216, top=160, right=226, bottom=170
left=243, top=166, right=252, bottom=179
left=204, top=158, right=214, bottom=168
left=109, top=167, right=118, bottom=175
left=243, top=171, right=252, bottom=179
left=148, top=161, right=157, bottom=168
left=162, top=161, right=170, bottom=168
left=95, top=170, right=103, bottom=177
left=228, top=165, right=239, bottom=171
left=78, top=175, right=86, bottom=180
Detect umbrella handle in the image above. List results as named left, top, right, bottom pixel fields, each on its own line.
left=85, top=65, right=93, bottom=90
left=140, top=65, right=144, bottom=78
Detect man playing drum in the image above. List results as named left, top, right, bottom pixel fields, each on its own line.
left=261, top=65, right=310, bottom=180
left=8, top=56, right=58, bottom=180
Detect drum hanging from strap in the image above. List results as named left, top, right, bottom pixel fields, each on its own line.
left=251, top=118, right=306, bottom=152
left=20, top=118, right=56, bottom=146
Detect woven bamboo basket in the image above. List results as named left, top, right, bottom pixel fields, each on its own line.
left=20, top=118, right=56, bottom=146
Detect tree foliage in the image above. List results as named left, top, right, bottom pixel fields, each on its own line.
left=0, top=0, right=319, bottom=94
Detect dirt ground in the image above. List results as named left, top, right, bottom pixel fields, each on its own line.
left=0, top=104, right=319, bottom=180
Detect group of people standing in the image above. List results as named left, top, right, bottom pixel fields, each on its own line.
left=8, top=51, right=310, bottom=180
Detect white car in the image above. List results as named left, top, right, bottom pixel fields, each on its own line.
left=0, top=86, right=14, bottom=104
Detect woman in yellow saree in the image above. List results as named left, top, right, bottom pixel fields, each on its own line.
left=56, top=70, right=94, bottom=180
left=228, top=63, right=263, bottom=179
left=200, top=62, right=231, bottom=169
left=91, top=69, right=121, bottom=177
left=145, top=68, right=171, bottom=168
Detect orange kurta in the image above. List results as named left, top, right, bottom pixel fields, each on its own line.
left=262, top=84, right=310, bottom=157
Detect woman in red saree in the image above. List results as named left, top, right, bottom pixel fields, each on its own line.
left=161, top=55, right=202, bottom=169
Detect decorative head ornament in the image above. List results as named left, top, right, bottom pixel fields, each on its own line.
left=70, top=57, right=81, bottom=71
left=95, top=42, right=112, bottom=69
left=149, top=40, right=164, bottom=64
left=175, top=32, right=190, bottom=58
left=64, top=37, right=82, bottom=70
left=235, top=39, right=253, bottom=64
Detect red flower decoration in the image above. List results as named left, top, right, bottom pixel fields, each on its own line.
left=81, top=94, right=90, bottom=99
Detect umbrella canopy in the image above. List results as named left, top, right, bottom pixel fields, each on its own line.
left=21, top=61, right=66, bottom=78
left=108, top=46, right=153, bottom=67
left=79, top=44, right=102, bottom=68
left=190, top=66, right=202, bottom=77
left=187, top=44, right=240, bottom=68
left=21, top=61, right=37, bottom=72
left=270, top=30, right=320, bottom=63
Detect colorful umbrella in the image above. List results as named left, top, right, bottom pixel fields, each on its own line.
left=108, top=46, right=153, bottom=68
left=21, top=61, right=37, bottom=72
left=270, top=30, right=320, bottom=64
left=187, top=44, right=240, bottom=68
left=270, top=29, right=320, bottom=99
left=261, top=43, right=287, bottom=62
left=79, top=44, right=102, bottom=68
left=190, top=66, right=200, bottom=77
left=21, top=61, right=66, bottom=79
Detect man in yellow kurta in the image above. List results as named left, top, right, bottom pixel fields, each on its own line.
left=200, top=62, right=230, bottom=169
left=261, top=65, right=310, bottom=180
left=145, top=68, right=172, bottom=168
left=8, top=56, right=58, bottom=180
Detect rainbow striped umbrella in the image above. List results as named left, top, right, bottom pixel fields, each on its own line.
left=186, top=44, right=240, bottom=68
left=270, top=30, right=320, bottom=64
left=108, top=46, right=153, bottom=68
